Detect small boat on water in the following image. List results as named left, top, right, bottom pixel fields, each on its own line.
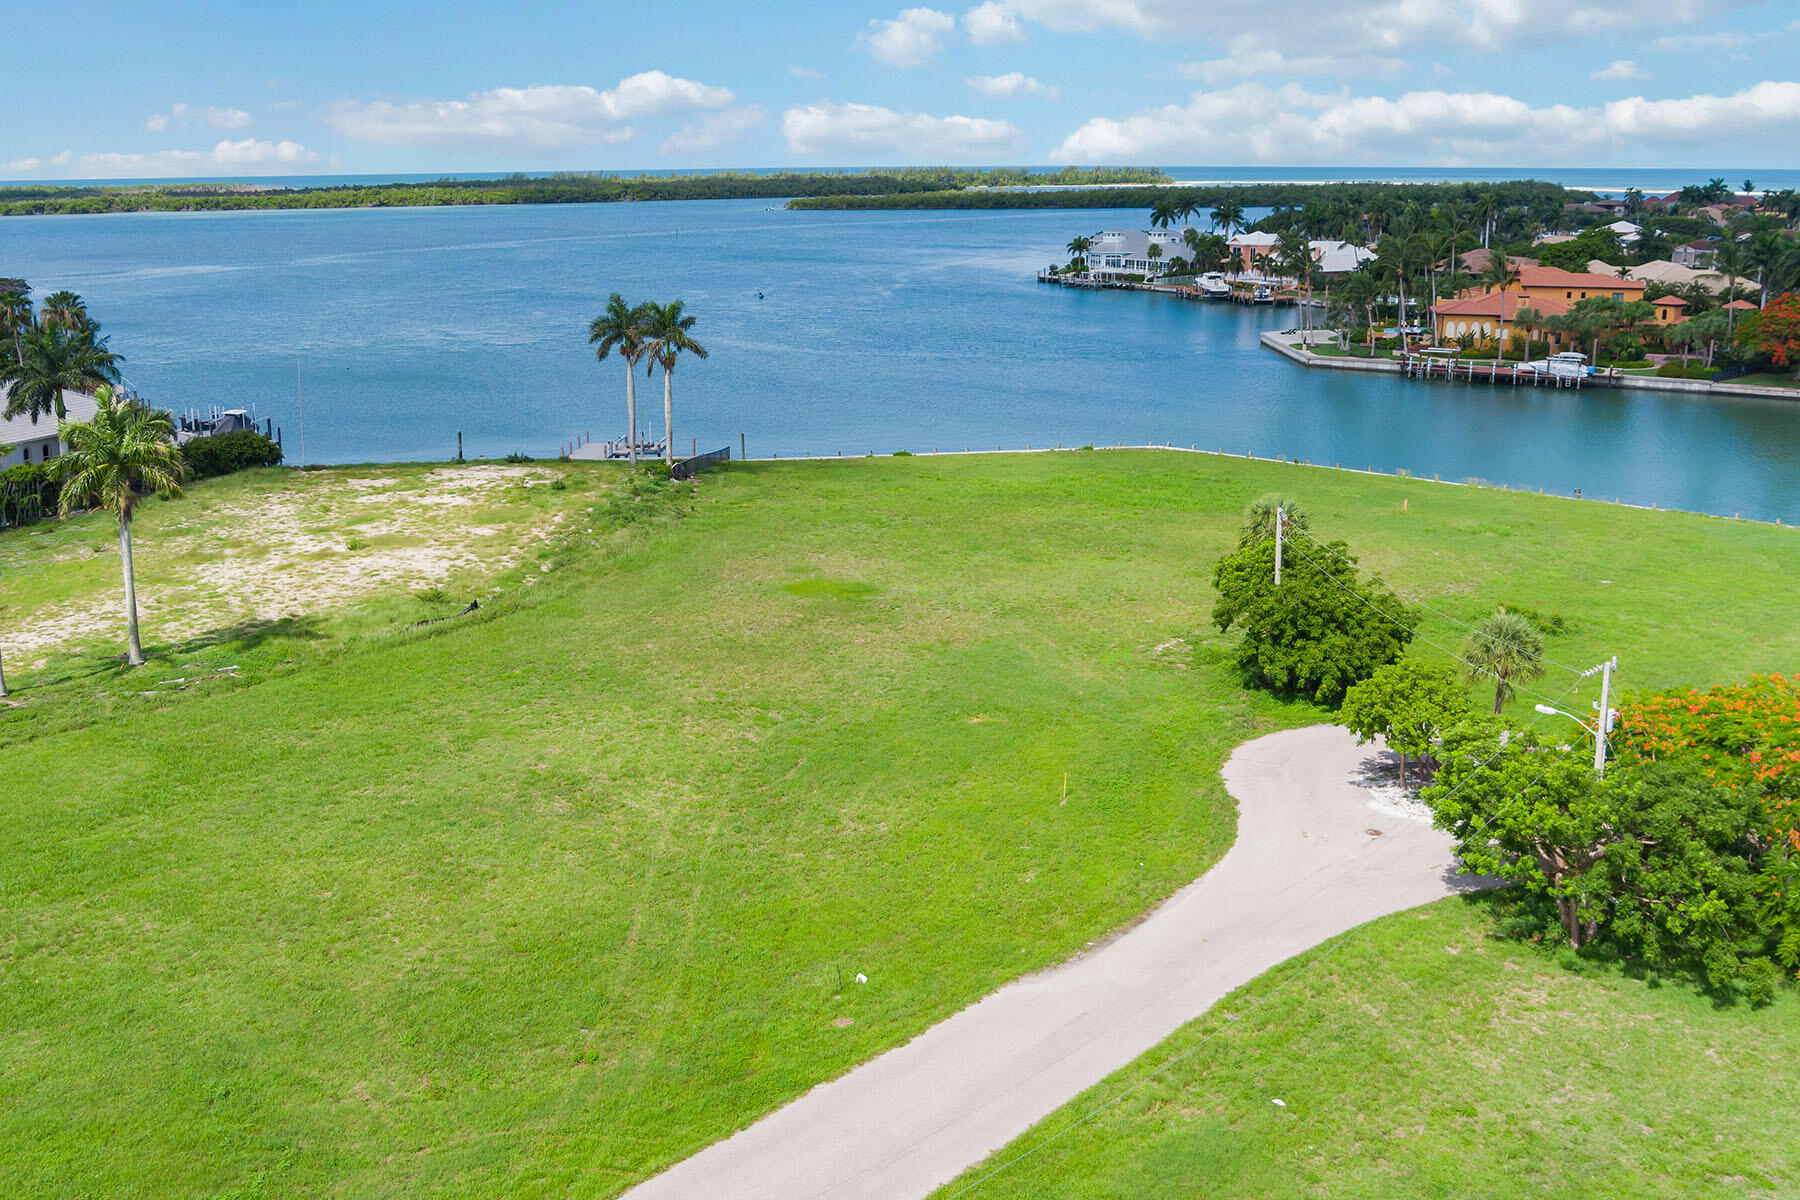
left=175, top=407, right=260, bottom=445
left=1198, top=272, right=1230, bottom=299
left=1251, top=284, right=1275, bottom=304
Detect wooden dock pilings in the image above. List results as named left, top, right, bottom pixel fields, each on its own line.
left=1401, top=355, right=1596, bottom=389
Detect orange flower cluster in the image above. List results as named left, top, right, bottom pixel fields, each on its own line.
left=1617, top=673, right=1800, bottom=838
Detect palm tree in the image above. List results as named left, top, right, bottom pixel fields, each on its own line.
left=1713, top=239, right=1747, bottom=333
left=1145, top=242, right=1163, bottom=276
left=0, top=286, right=32, bottom=364
left=1210, top=203, right=1245, bottom=238
left=1237, top=492, right=1310, bottom=549
left=589, top=294, right=650, bottom=465
left=39, top=290, right=89, bottom=333
left=0, top=322, right=121, bottom=421
left=639, top=300, right=709, bottom=466
left=1066, top=234, right=1092, bottom=272
left=1149, top=197, right=1179, bottom=230
left=1275, top=227, right=1314, bottom=331
left=1479, top=256, right=1522, bottom=362
left=1377, top=221, right=1420, bottom=347
left=1512, top=306, right=1545, bottom=357
left=1462, top=607, right=1545, bottom=714
left=1748, top=231, right=1787, bottom=308
left=55, top=387, right=189, bottom=667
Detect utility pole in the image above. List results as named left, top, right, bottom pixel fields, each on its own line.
left=0, top=646, right=8, bottom=698
left=1593, top=656, right=1616, bottom=775
left=1274, top=506, right=1285, bottom=586
left=296, top=359, right=306, bottom=469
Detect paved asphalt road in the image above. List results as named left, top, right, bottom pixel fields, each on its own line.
left=623, top=725, right=1482, bottom=1200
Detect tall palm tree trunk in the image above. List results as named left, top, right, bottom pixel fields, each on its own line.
left=624, top=362, right=639, bottom=466
left=119, top=511, right=144, bottom=667
left=662, top=367, right=674, bottom=465
left=1493, top=676, right=1506, bottom=714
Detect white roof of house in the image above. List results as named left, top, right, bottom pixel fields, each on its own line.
left=0, top=386, right=100, bottom=448
left=1626, top=259, right=1734, bottom=293
left=1228, top=231, right=1280, bottom=248
left=1088, top=227, right=1197, bottom=259
left=1605, top=220, right=1642, bottom=234
left=1309, top=239, right=1376, bottom=273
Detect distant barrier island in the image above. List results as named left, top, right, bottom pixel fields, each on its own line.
left=0, top=167, right=1170, bottom=217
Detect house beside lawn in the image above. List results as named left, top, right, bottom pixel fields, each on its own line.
left=0, top=387, right=99, bottom=469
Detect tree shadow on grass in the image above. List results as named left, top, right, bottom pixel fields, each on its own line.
left=171, top=615, right=328, bottom=656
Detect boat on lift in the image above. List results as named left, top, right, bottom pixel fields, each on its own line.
left=1197, top=272, right=1230, bottom=298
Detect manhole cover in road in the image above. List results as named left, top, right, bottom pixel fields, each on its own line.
left=1365, top=828, right=1384, bottom=836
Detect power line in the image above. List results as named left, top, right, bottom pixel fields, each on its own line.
left=944, top=736, right=1587, bottom=1198
left=1277, top=537, right=1583, bottom=712
left=1285, top=527, right=1592, bottom=678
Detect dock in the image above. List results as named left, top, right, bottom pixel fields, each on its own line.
left=1400, top=355, right=1605, bottom=388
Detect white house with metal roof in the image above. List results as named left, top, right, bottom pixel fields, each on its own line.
left=0, top=387, right=99, bottom=469
left=1087, top=227, right=1196, bottom=278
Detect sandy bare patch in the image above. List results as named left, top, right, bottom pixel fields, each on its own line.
left=3, top=466, right=574, bottom=658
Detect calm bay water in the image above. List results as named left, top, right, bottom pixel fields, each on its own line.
left=5, top=198, right=1799, bottom=521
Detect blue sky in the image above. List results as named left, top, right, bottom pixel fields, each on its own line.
left=5, top=0, right=1800, bottom=178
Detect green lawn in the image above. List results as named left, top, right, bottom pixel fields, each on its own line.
left=3, top=452, right=1798, bottom=1197
left=1722, top=371, right=1800, bottom=390
left=1306, top=343, right=1399, bottom=360
left=931, top=896, right=1800, bottom=1200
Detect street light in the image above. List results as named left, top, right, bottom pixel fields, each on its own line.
left=1534, top=702, right=1594, bottom=738
left=1534, top=701, right=1618, bottom=775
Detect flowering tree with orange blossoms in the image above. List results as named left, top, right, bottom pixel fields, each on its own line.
left=1735, top=292, right=1800, bottom=378
left=1615, top=674, right=1800, bottom=978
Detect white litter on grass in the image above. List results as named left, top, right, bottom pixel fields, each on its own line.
left=1271, top=1098, right=1287, bottom=1107
left=1363, top=784, right=1433, bottom=823
left=855, top=973, right=868, bottom=984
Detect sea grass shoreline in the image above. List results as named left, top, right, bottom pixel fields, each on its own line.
left=0, top=167, right=1170, bottom=217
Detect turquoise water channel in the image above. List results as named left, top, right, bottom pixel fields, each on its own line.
left=6, top=199, right=1798, bottom=520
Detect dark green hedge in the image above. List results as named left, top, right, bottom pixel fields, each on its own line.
left=181, top=430, right=284, bottom=478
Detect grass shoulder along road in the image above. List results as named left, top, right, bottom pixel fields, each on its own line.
left=2, top=450, right=1798, bottom=1198
left=930, top=895, right=1799, bottom=1200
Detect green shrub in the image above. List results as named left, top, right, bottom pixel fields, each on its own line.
left=180, top=430, right=284, bottom=479
left=1598, top=359, right=1654, bottom=369
left=1655, top=362, right=1717, bottom=380
left=0, top=461, right=61, bottom=527
left=892, top=450, right=914, bottom=457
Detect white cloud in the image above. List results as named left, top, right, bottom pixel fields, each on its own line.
left=144, top=101, right=253, bottom=133
left=659, top=106, right=767, bottom=155
left=201, top=106, right=254, bottom=130
left=967, top=72, right=1058, bottom=98
left=1183, top=46, right=1406, bottom=83
left=782, top=101, right=1024, bottom=158
left=1652, top=30, right=1750, bottom=50
left=857, top=8, right=958, bottom=67
left=1591, top=59, right=1649, bottom=80
left=2, top=139, right=319, bottom=180
left=974, top=0, right=1755, bottom=65
left=789, top=65, right=826, bottom=79
left=964, top=2, right=1027, bottom=43
left=1050, top=79, right=1800, bottom=164
left=325, top=73, right=736, bottom=151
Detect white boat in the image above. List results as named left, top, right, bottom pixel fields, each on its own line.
left=1251, top=284, right=1275, bottom=304
left=1198, top=272, right=1230, bottom=298
left=1519, top=352, right=1591, bottom=380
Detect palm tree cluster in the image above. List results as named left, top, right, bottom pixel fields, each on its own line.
left=0, top=284, right=120, bottom=422
left=588, top=295, right=708, bottom=466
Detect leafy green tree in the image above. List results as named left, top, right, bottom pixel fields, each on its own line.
left=1427, top=720, right=1778, bottom=997
left=55, top=387, right=189, bottom=666
left=588, top=294, right=650, bottom=465
left=639, top=299, right=709, bottom=465
left=0, top=321, right=120, bottom=421
left=1340, top=659, right=1469, bottom=784
left=1211, top=536, right=1416, bottom=705
left=1462, top=606, right=1546, bottom=713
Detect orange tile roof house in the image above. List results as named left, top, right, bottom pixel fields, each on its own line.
left=1650, top=295, right=1688, bottom=326
left=1465, top=265, right=1647, bottom=305
left=1431, top=292, right=1572, bottom=345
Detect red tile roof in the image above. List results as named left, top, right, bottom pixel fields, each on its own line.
left=1434, top=293, right=1570, bottom=318
left=1726, top=299, right=1758, bottom=309
left=1651, top=295, right=1688, bottom=308
left=1515, top=265, right=1645, bottom=290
